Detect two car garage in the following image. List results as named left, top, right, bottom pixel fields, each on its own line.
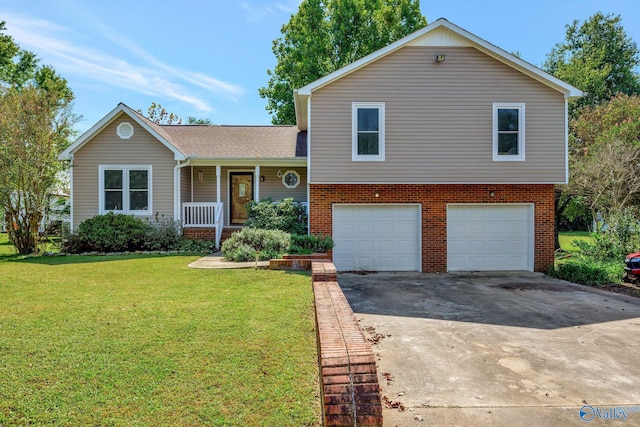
left=332, top=204, right=534, bottom=272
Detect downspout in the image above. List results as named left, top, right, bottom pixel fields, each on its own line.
left=564, top=93, right=570, bottom=185
left=69, top=157, right=74, bottom=231
left=174, top=159, right=191, bottom=222
left=306, top=94, right=311, bottom=235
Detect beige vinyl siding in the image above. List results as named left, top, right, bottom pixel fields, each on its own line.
left=310, top=46, right=567, bottom=183
left=180, top=167, right=308, bottom=226
left=180, top=167, right=191, bottom=204
left=257, top=167, right=307, bottom=202
left=72, top=114, right=176, bottom=228
left=192, top=166, right=217, bottom=202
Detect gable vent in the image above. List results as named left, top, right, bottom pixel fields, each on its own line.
left=117, top=122, right=134, bottom=139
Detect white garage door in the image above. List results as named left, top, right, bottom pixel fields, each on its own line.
left=447, top=204, right=533, bottom=271
left=333, top=204, right=421, bottom=271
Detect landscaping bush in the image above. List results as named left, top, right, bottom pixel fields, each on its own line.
left=60, top=213, right=218, bottom=254
left=245, top=198, right=307, bottom=235
left=144, top=214, right=182, bottom=251
left=68, top=212, right=148, bottom=253
left=573, top=208, right=640, bottom=261
left=221, top=228, right=291, bottom=262
left=178, top=238, right=216, bottom=253
left=288, top=234, right=334, bottom=254
left=550, top=257, right=623, bottom=286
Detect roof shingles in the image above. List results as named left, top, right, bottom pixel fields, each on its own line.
left=161, top=125, right=305, bottom=158
left=125, top=104, right=305, bottom=159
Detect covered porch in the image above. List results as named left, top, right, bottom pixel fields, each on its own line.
left=176, top=163, right=308, bottom=248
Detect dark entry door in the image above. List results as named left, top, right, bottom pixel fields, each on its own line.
left=230, top=172, right=254, bottom=225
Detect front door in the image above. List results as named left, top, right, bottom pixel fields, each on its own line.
left=230, top=172, right=254, bottom=225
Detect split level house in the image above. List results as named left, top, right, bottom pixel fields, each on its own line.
left=59, top=19, right=582, bottom=273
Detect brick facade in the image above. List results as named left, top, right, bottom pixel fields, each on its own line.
left=182, top=227, right=216, bottom=241
left=309, top=184, right=555, bottom=273
left=182, top=226, right=242, bottom=244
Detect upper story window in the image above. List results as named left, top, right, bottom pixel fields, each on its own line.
left=352, top=102, right=385, bottom=161
left=99, top=165, right=152, bottom=215
left=493, top=103, right=525, bottom=161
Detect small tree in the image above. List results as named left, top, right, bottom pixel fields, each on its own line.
left=568, top=138, right=640, bottom=226
left=139, top=102, right=212, bottom=125
left=140, top=102, right=182, bottom=124
left=0, top=85, right=75, bottom=254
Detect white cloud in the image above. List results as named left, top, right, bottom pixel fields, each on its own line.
left=2, top=12, right=245, bottom=113
left=240, top=0, right=300, bottom=23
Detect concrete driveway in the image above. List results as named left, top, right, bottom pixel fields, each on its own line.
left=339, top=272, right=640, bottom=427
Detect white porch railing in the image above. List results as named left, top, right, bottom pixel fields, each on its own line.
left=182, top=202, right=224, bottom=248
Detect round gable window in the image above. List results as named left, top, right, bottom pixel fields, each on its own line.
left=282, top=170, right=300, bottom=188
left=117, top=122, right=134, bottom=139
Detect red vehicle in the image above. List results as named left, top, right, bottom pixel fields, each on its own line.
left=623, top=252, right=640, bottom=284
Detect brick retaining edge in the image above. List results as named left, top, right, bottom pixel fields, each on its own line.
left=312, top=261, right=383, bottom=427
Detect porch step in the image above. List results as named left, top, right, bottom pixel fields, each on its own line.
left=220, top=227, right=243, bottom=242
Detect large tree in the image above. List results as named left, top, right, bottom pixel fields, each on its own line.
left=0, top=85, right=75, bottom=254
left=544, top=12, right=640, bottom=114
left=0, top=21, right=75, bottom=254
left=259, top=0, right=427, bottom=124
left=0, top=21, right=72, bottom=100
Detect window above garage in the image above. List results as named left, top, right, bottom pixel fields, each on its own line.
left=352, top=102, right=385, bottom=161
left=493, top=103, right=525, bottom=161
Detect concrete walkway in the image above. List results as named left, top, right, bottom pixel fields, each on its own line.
left=188, top=252, right=269, bottom=269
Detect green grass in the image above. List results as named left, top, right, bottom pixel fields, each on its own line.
left=558, top=230, right=594, bottom=252
left=0, top=233, right=320, bottom=426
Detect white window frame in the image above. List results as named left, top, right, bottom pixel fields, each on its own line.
left=282, top=170, right=300, bottom=189
left=99, top=165, right=152, bottom=215
left=116, top=122, right=134, bottom=139
left=493, top=103, right=525, bottom=161
left=352, top=102, right=385, bottom=161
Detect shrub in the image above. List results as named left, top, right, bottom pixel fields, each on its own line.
left=550, top=257, right=623, bottom=286
left=574, top=208, right=640, bottom=260
left=222, top=228, right=291, bottom=262
left=245, top=198, right=307, bottom=235
left=67, top=213, right=148, bottom=253
left=60, top=231, right=86, bottom=254
left=288, top=234, right=334, bottom=254
left=60, top=213, right=220, bottom=254
left=178, top=239, right=216, bottom=253
left=144, top=214, right=182, bottom=251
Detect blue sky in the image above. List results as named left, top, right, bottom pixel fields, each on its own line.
left=2, top=0, right=639, bottom=132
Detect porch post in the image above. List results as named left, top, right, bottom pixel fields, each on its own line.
left=216, top=165, right=221, bottom=205
left=255, top=165, right=260, bottom=201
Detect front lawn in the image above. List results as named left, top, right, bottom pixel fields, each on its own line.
left=0, top=234, right=320, bottom=426
left=558, top=230, right=594, bottom=252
